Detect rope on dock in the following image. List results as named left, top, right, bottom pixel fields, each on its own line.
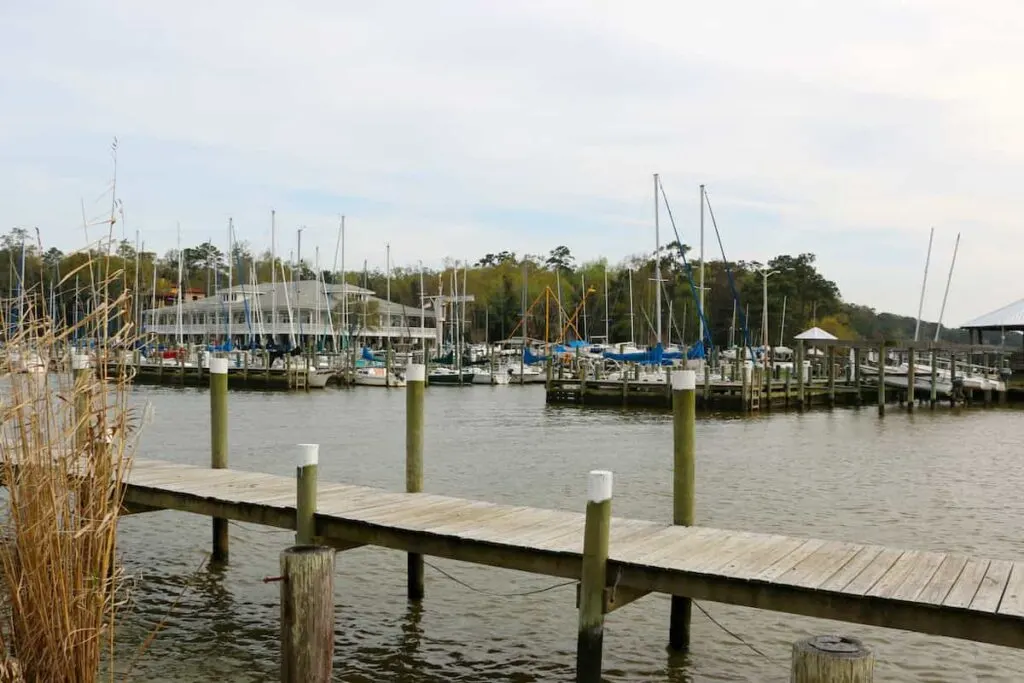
left=693, top=600, right=781, bottom=668
left=424, top=560, right=578, bottom=598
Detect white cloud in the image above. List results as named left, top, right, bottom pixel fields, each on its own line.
left=1, top=0, right=1023, bottom=324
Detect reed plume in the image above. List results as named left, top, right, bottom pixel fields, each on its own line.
left=0, top=259, right=140, bottom=682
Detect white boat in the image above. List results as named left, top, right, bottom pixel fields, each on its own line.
left=353, top=366, right=406, bottom=387
left=305, top=368, right=333, bottom=389
left=507, top=365, right=545, bottom=384
left=8, top=348, right=48, bottom=374
left=469, top=366, right=510, bottom=385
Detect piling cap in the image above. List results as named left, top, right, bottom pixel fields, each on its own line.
left=587, top=470, right=613, bottom=502
left=297, top=443, right=319, bottom=467
left=210, top=357, right=229, bottom=375
left=405, top=363, right=426, bottom=382
left=671, top=369, right=696, bottom=391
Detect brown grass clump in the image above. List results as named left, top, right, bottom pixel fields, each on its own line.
left=0, top=261, right=141, bottom=682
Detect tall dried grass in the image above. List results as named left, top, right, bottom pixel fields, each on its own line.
left=0, top=263, right=141, bottom=682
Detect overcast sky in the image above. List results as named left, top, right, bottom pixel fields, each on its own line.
left=2, top=0, right=1021, bottom=324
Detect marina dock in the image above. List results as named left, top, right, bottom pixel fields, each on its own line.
left=123, top=457, right=1024, bottom=649
left=547, top=339, right=1016, bottom=411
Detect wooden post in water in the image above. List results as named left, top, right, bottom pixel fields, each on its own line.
left=827, top=345, right=836, bottom=407
left=929, top=349, right=938, bottom=408
left=210, top=357, right=229, bottom=562
left=983, top=352, right=993, bottom=406
left=295, top=444, right=318, bottom=545
left=796, top=341, right=806, bottom=409
left=72, top=353, right=91, bottom=450
left=907, top=347, right=916, bottom=412
left=854, top=347, right=862, bottom=405
left=949, top=352, right=957, bottom=407
left=576, top=470, right=612, bottom=683
left=739, top=346, right=748, bottom=412
left=669, top=370, right=695, bottom=651
left=784, top=367, right=792, bottom=407
left=280, top=545, right=335, bottom=683
left=791, top=635, right=874, bottom=682
left=405, top=362, right=425, bottom=600
left=877, top=342, right=886, bottom=417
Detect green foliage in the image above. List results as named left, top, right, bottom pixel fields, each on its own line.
left=0, top=227, right=970, bottom=345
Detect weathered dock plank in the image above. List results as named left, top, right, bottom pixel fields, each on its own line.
left=119, top=458, right=1024, bottom=650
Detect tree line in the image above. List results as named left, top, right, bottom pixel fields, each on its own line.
left=0, top=226, right=970, bottom=346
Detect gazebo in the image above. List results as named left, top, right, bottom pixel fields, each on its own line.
left=793, top=326, right=838, bottom=341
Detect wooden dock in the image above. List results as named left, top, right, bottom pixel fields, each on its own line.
left=123, top=457, right=1024, bottom=650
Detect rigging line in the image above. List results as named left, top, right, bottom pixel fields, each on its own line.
left=657, top=179, right=715, bottom=352
left=702, top=190, right=752, bottom=350
left=425, top=560, right=577, bottom=598
left=693, top=600, right=781, bottom=667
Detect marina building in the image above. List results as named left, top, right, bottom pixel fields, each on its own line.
left=142, top=281, right=437, bottom=349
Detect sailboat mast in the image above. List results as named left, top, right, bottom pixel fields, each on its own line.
left=628, top=267, right=635, bottom=343
left=271, top=210, right=277, bottom=347
left=934, top=232, right=961, bottom=342
left=778, top=295, right=787, bottom=347
left=227, top=218, right=233, bottom=350
left=419, top=261, right=425, bottom=356
left=581, top=273, right=588, bottom=341
left=176, top=223, right=183, bottom=347
left=914, top=227, right=934, bottom=341
left=654, top=172, right=662, bottom=345
left=699, top=184, right=706, bottom=344
left=334, top=216, right=345, bottom=348
left=603, top=266, right=610, bottom=341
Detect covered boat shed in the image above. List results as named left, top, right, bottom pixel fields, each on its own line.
left=960, top=298, right=1024, bottom=350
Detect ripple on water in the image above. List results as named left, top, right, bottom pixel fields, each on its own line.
left=114, top=386, right=1024, bottom=681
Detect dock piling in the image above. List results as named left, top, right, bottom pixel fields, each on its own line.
left=72, top=353, right=91, bottom=450
left=296, top=444, right=319, bottom=545
left=280, top=545, right=335, bottom=683
left=791, top=635, right=874, bottom=682
left=907, top=348, right=916, bottom=413
left=827, top=345, right=836, bottom=407
left=669, top=370, right=695, bottom=651
left=577, top=470, right=612, bottom=683
left=877, top=343, right=886, bottom=417
left=796, top=341, right=806, bottom=409
left=210, top=357, right=229, bottom=562
left=405, top=363, right=426, bottom=601
left=930, top=349, right=938, bottom=408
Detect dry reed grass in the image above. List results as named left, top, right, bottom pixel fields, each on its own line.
left=0, top=260, right=141, bottom=682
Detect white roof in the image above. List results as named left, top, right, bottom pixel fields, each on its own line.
left=960, top=298, right=1024, bottom=330
left=793, top=326, right=838, bottom=340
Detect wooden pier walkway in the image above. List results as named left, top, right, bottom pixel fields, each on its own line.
left=124, top=458, right=1024, bottom=650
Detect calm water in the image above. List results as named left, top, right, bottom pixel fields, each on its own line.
left=116, top=384, right=1024, bottom=682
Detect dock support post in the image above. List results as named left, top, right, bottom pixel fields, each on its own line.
left=907, top=348, right=916, bottom=413
left=669, top=371, right=695, bottom=652
left=796, top=341, right=805, bottom=409
left=280, top=545, right=335, bottom=683
left=791, top=635, right=874, bottom=682
left=930, top=349, right=937, bottom=408
left=72, top=353, right=91, bottom=450
left=740, top=346, right=748, bottom=412
left=949, top=352, right=957, bottom=407
left=405, top=363, right=426, bottom=601
left=296, top=444, right=318, bottom=545
left=576, top=470, right=612, bottom=683
left=983, top=353, right=992, bottom=406
left=827, top=345, right=836, bottom=407
left=210, top=357, right=229, bottom=562
left=877, top=343, right=886, bottom=417
left=854, top=347, right=862, bottom=405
